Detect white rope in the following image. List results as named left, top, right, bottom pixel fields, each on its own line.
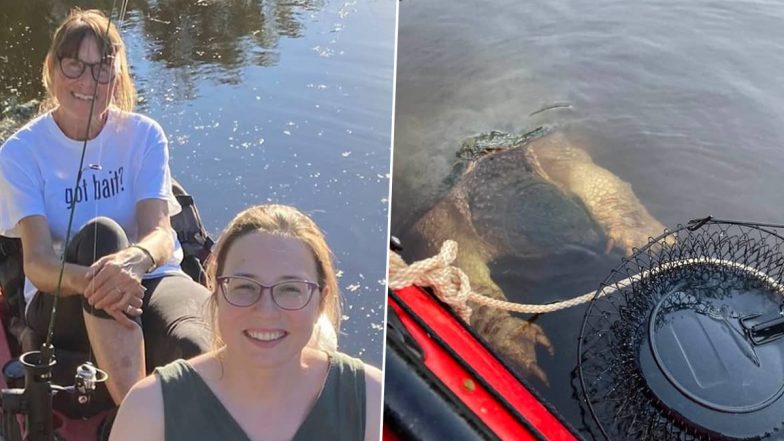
left=388, top=240, right=784, bottom=319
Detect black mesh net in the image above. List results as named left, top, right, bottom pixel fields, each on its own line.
left=578, top=218, right=784, bottom=441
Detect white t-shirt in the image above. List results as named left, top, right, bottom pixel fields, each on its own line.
left=0, top=108, right=185, bottom=306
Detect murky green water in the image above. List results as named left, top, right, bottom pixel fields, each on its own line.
left=392, top=0, right=784, bottom=436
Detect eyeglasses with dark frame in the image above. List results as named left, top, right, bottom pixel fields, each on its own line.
left=217, top=276, right=320, bottom=310
left=58, top=56, right=116, bottom=84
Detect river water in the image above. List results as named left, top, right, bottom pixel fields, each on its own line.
left=392, top=0, right=784, bottom=436
left=0, top=0, right=396, bottom=368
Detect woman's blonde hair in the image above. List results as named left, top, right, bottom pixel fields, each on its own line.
left=205, top=204, right=341, bottom=350
left=41, top=8, right=136, bottom=112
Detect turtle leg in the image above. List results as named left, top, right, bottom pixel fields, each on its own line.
left=531, top=134, right=668, bottom=255
left=572, top=165, right=667, bottom=255
left=471, top=304, right=553, bottom=385
left=457, top=251, right=554, bottom=386
left=412, top=195, right=554, bottom=384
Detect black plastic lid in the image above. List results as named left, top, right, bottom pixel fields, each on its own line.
left=639, top=280, right=784, bottom=440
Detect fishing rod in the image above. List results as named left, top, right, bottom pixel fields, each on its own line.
left=0, top=2, right=128, bottom=439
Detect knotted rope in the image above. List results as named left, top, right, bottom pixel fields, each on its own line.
left=388, top=241, right=473, bottom=320
left=387, top=240, right=783, bottom=320
left=387, top=240, right=605, bottom=320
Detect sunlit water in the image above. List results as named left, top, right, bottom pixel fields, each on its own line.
left=0, top=0, right=395, bottom=367
left=392, top=0, right=784, bottom=436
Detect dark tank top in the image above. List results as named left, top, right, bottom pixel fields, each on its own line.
left=156, top=352, right=366, bottom=441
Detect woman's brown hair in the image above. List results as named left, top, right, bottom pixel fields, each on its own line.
left=41, top=8, right=136, bottom=112
left=205, top=204, right=341, bottom=349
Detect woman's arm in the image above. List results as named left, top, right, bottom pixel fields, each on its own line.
left=84, top=198, right=173, bottom=324
left=84, top=117, right=177, bottom=311
left=364, top=364, right=383, bottom=441
left=109, top=374, right=165, bottom=441
left=133, top=198, right=175, bottom=269
left=86, top=198, right=173, bottom=281
left=17, top=215, right=89, bottom=296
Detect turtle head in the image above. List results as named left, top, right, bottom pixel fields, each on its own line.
left=447, top=132, right=509, bottom=187
left=457, top=130, right=517, bottom=162
left=447, top=126, right=551, bottom=182
left=456, top=126, right=551, bottom=162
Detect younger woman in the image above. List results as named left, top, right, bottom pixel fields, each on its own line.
left=110, top=204, right=382, bottom=441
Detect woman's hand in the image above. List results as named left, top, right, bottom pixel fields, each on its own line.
left=82, top=199, right=174, bottom=327
left=84, top=248, right=148, bottom=327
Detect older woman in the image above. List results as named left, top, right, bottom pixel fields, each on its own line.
left=0, top=8, right=210, bottom=407
left=110, top=204, right=382, bottom=441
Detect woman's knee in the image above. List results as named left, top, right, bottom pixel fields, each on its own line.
left=146, top=319, right=211, bottom=366
left=69, top=217, right=129, bottom=265
left=172, top=323, right=212, bottom=358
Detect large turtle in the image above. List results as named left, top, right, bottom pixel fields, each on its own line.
left=404, top=128, right=667, bottom=383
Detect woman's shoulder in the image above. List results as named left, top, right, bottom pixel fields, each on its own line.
left=347, top=354, right=382, bottom=395
left=330, top=352, right=381, bottom=389
left=152, top=358, right=191, bottom=381
left=326, top=351, right=382, bottom=392
left=153, top=353, right=221, bottom=383
left=329, top=351, right=379, bottom=373
left=325, top=351, right=382, bottom=441
left=154, top=352, right=226, bottom=391
left=125, top=371, right=165, bottom=401
left=110, top=109, right=166, bottom=136
left=110, top=371, right=165, bottom=441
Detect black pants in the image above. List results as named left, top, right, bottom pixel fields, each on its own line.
left=25, top=217, right=211, bottom=416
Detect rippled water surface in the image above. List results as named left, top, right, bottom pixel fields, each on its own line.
left=392, top=0, right=784, bottom=435
left=1, top=0, right=396, bottom=366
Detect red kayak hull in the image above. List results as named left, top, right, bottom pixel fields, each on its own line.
left=386, top=286, right=579, bottom=440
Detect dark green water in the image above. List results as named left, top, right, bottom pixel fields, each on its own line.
left=392, top=0, right=784, bottom=437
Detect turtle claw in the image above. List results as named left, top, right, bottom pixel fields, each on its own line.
left=481, top=314, right=553, bottom=385
left=537, top=329, right=555, bottom=356
left=606, top=225, right=656, bottom=256
left=528, top=363, right=549, bottom=387
left=604, top=238, right=615, bottom=255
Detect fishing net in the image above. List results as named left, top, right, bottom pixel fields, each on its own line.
left=578, top=218, right=784, bottom=441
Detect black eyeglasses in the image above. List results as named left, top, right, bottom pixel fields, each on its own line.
left=58, top=56, right=115, bottom=84
left=217, top=276, right=320, bottom=310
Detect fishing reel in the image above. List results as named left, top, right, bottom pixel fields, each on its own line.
left=0, top=344, right=108, bottom=441
left=72, top=361, right=108, bottom=405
